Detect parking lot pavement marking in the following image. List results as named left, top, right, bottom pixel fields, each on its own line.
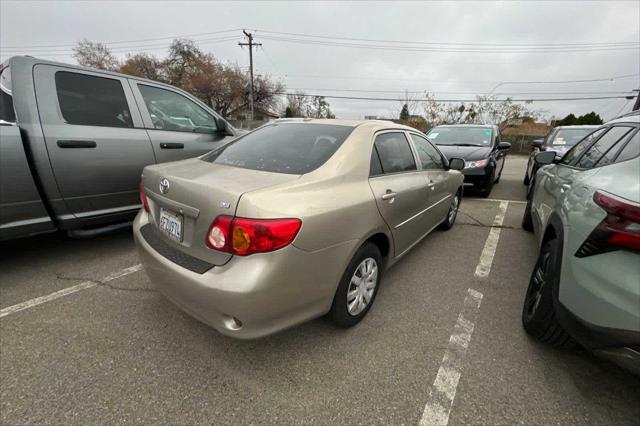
left=474, top=201, right=509, bottom=278
left=472, top=198, right=526, bottom=205
left=0, top=264, right=142, bottom=319
left=419, top=288, right=483, bottom=426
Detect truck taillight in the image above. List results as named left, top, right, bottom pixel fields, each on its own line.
left=140, top=183, right=150, bottom=213
left=206, top=216, right=301, bottom=256
left=575, top=191, right=640, bottom=257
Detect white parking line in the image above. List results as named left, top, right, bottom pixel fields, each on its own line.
left=420, top=288, right=483, bottom=426
left=0, top=264, right=143, bottom=319
left=474, top=201, right=509, bottom=278
left=472, top=198, right=526, bottom=205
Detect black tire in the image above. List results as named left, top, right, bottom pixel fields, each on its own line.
left=522, top=239, right=575, bottom=348
left=522, top=198, right=534, bottom=232
left=523, top=172, right=530, bottom=186
left=439, top=190, right=461, bottom=231
left=329, top=243, right=382, bottom=328
left=477, top=172, right=495, bottom=198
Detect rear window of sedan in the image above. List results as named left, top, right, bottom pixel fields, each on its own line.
left=201, top=123, right=354, bottom=174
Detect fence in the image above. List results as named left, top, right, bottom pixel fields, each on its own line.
left=502, top=134, right=542, bottom=155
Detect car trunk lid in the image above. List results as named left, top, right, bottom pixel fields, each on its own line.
left=142, top=158, right=299, bottom=266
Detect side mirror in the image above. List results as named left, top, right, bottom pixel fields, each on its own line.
left=534, top=151, right=556, bottom=165
left=531, top=138, right=544, bottom=149
left=448, top=158, right=465, bottom=171
left=498, top=141, right=511, bottom=150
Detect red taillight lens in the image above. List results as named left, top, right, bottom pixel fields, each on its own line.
left=576, top=191, right=640, bottom=257
left=140, top=182, right=150, bottom=213
left=206, top=215, right=301, bottom=256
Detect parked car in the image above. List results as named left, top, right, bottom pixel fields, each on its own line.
left=523, top=125, right=598, bottom=186
left=426, top=124, right=511, bottom=197
left=521, top=112, right=639, bottom=373
left=0, top=56, right=241, bottom=241
left=134, top=119, right=465, bottom=338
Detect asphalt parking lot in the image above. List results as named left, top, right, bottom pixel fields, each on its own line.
left=1, top=155, right=639, bottom=425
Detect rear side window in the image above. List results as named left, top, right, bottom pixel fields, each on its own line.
left=0, top=66, right=16, bottom=123
left=202, top=123, right=354, bottom=175
left=614, top=131, right=639, bottom=163
left=55, top=71, right=133, bottom=128
left=575, top=126, right=633, bottom=169
left=370, top=146, right=383, bottom=176
left=410, top=134, right=444, bottom=170
left=374, top=132, right=417, bottom=174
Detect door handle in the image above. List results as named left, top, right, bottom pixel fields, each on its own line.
left=57, top=140, right=97, bottom=148
left=160, top=143, right=184, bottom=149
left=381, top=190, right=397, bottom=201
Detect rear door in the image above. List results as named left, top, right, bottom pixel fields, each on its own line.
left=535, top=125, right=636, bottom=231
left=130, top=81, right=235, bottom=163
left=408, top=133, right=452, bottom=228
left=33, top=65, right=156, bottom=218
left=368, top=131, right=432, bottom=257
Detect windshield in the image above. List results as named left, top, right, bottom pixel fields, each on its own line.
left=201, top=123, right=354, bottom=175
left=426, top=127, right=493, bottom=147
left=548, top=128, right=596, bottom=146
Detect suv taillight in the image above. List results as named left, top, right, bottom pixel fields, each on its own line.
left=575, top=190, right=640, bottom=257
left=206, top=215, right=302, bottom=256
left=140, top=182, right=150, bottom=213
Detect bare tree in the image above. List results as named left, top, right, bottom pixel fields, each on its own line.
left=119, top=53, right=164, bottom=81
left=73, top=39, right=119, bottom=71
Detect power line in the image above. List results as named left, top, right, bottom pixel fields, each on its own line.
left=0, top=29, right=242, bottom=50
left=275, top=92, right=633, bottom=102
left=257, top=34, right=639, bottom=53
left=285, top=87, right=636, bottom=96
left=253, top=29, right=639, bottom=48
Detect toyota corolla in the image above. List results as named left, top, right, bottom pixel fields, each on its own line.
left=134, top=119, right=465, bottom=338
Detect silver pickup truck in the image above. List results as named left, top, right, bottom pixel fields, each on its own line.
left=0, top=56, right=242, bottom=240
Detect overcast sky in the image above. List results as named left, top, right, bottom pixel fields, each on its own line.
left=1, top=0, right=639, bottom=120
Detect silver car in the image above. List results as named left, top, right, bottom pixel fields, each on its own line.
left=134, top=119, right=465, bottom=338
left=521, top=112, right=640, bottom=373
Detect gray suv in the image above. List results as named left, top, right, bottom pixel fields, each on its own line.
left=521, top=112, right=639, bottom=373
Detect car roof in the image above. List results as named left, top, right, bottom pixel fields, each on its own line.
left=606, top=110, right=640, bottom=125
left=271, top=118, right=418, bottom=132
left=431, top=124, right=496, bottom=129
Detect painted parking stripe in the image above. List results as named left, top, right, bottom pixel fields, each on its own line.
left=420, top=288, right=483, bottom=426
left=474, top=201, right=509, bottom=278
left=0, top=264, right=143, bottom=319
left=472, top=198, right=526, bottom=205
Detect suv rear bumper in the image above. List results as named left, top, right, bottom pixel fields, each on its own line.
left=555, top=300, right=640, bottom=374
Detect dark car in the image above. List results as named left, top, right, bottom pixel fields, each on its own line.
left=426, top=124, right=511, bottom=197
left=523, top=125, right=598, bottom=186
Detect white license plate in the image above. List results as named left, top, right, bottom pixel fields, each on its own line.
left=159, top=207, right=183, bottom=242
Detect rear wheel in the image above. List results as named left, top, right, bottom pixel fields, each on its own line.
left=522, top=238, right=575, bottom=348
left=329, top=243, right=382, bottom=327
left=439, top=190, right=461, bottom=230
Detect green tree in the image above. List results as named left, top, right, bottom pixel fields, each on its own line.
left=400, top=103, right=410, bottom=120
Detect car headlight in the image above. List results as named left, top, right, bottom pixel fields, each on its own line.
left=465, top=159, right=489, bottom=168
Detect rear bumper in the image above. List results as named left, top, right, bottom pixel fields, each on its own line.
left=133, top=211, right=356, bottom=339
left=555, top=300, right=640, bottom=374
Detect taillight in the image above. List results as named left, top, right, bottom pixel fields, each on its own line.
left=140, top=182, right=150, bottom=213
left=575, top=190, right=640, bottom=257
left=206, top=215, right=301, bottom=256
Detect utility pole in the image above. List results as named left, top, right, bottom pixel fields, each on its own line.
left=239, top=30, right=261, bottom=123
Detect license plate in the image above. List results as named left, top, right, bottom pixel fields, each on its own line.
left=159, top=207, right=183, bottom=242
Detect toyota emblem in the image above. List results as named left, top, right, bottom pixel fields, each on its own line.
left=159, top=178, right=170, bottom=194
